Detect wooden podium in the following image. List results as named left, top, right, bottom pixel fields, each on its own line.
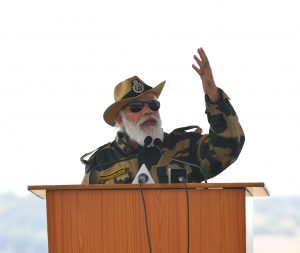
left=28, top=183, right=269, bottom=253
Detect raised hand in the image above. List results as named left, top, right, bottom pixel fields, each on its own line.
left=192, top=47, right=220, bottom=103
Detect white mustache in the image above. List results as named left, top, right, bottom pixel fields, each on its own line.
left=138, top=115, right=159, bottom=126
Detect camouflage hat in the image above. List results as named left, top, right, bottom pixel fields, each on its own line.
left=103, top=75, right=166, bottom=126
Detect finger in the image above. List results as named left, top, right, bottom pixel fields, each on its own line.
left=198, top=47, right=209, bottom=65
left=192, top=64, right=203, bottom=75
left=193, top=55, right=204, bottom=69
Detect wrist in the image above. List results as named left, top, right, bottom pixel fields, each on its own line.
left=206, top=89, right=221, bottom=103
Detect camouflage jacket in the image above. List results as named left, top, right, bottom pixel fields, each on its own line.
left=81, top=89, right=245, bottom=184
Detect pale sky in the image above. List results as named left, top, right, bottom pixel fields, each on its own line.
left=1, top=0, right=299, bottom=196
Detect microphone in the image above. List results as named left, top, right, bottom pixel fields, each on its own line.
left=144, top=136, right=153, bottom=148
left=153, top=138, right=162, bottom=148
left=138, top=173, right=149, bottom=184
left=153, top=138, right=208, bottom=183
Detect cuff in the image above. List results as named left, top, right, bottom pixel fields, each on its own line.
left=205, top=88, right=236, bottom=116
left=205, top=88, right=230, bottom=105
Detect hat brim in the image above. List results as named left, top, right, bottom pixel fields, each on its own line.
left=103, top=80, right=166, bottom=126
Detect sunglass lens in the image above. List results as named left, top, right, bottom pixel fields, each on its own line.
left=129, top=100, right=160, bottom=113
left=130, top=101, right=144, bottom=112
left=148, top=100, right=160, bottom=111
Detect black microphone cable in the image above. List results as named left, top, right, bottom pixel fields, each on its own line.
left=138, top=175, right=152, bottom=253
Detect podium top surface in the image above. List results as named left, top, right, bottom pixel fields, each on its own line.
left=28, top=182, right=269, bottom=199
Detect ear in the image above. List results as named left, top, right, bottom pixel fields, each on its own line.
left=115, top=112, right=123, bottom=126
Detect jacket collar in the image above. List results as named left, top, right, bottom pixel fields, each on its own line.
left=114, top=131, right=140, bottom=155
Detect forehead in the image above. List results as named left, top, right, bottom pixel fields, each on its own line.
left=135, top=92, right=156, bottom=101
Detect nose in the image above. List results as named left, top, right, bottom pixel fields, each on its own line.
left=142, top=102, right=153, bottom=115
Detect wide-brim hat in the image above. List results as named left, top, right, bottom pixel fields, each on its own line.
left=103, top=75, right=165, bottom=126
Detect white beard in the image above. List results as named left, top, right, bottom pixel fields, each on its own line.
left=119, top=112, right=164, bottom=147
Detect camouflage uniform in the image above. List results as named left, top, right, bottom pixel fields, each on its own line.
left=81, top=89, right=245, bottom=184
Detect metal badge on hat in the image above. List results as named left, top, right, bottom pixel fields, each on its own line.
left=132, top=79, right=145, bottom=94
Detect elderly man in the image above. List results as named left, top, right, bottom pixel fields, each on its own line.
left=81, top=48, right=245, bottom=184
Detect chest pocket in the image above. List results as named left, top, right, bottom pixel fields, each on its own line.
left=89, top=161, right=136, bottom=184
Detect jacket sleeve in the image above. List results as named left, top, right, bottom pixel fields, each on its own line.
left=82, top=171, right=91, bottom=184
left=197, top=88, right=245, bottom=178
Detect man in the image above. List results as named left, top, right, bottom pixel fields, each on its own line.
left=81, top=47, right=245, bottom=184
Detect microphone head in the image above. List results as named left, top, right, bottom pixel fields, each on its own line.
left=138, top=173, right=149, bottom=184
left=144, top=136, right=153, bottom=147
left=153, top=138, right=162, bottom=147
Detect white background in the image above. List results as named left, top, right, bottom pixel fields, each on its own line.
left=1, top=0, right=299, bottom=196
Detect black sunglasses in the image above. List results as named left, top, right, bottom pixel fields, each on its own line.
left=128, top=100, right=160, bottom=113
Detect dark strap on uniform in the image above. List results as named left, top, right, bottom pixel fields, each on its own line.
left=172, top=125, right=199, bottom=133
left=80, top=147, right=100, bottom=164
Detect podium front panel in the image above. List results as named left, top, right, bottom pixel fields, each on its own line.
left=46, top=187, right=245, bottom=253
